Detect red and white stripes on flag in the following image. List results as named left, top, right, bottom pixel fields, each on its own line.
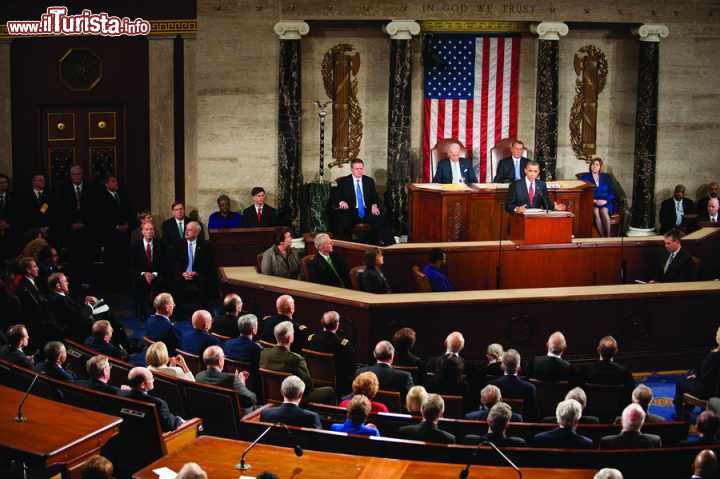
left=422, top=36, right=521, bottom=182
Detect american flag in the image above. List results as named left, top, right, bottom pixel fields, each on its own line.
left=423, top=35, right=521, bottom=182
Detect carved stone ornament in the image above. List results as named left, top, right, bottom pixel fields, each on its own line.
left=530, top=22, right=568, bottom=41
left=383, top=20, right=421, bottom=40
left=273, top=21, right=310, bottom=40
left=634, top=24, right=670, bottom=43
left=569, top=45, right=608, bottom=161
left=321, top=44, right=363, bottom=168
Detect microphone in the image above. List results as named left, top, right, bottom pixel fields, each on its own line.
left=236, top=422, right=303, bottom=471
left=459, top=440, right=522, bottom=479
left=15, top=373, right=40, bottom=423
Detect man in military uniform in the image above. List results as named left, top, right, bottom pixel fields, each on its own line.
left=306, top=310, right=356, bottom=394
left=259, top=321, right=336, bottom=404
left=260, top=294, right=309, bottom=352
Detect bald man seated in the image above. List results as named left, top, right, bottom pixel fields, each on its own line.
left=692, top=449, right=718, bottom=479
left=119, top=367, right=185, bottom=432
left=525, top=331, right=575, bottom=382
left=180, top=309, right=220, bottom=356
left=196, top=346, right=257, bottom=411
left=599, top=403, right=662, bottom=449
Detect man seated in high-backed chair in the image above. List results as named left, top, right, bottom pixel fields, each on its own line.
left=332, top=159, right=394, bottom=246
left=493, top=139, right=529, bottom=183
left=432, top=142, right=478, bottom=184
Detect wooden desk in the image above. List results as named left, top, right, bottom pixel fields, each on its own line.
left=0, top=385, right=122, bottom=478
left=409, top=180, right=594, bottom=241
left=208, top=227, right=281, bottom=266
left=133, top=435, right=595, bottom=479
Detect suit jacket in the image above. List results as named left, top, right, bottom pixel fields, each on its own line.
left=355, top=362, right=414, bottom=400
left=526, top=355, right=574, bottom=382
left=83, top=336, right=128, bottom=360
left=223, top=335, right=263, bottom=369
left=659, top=197, right=695, bottom=233
left=94, top=188, right=135, bottom=243
left=18, top=189, right=52, bottom=230
left=394, top=351, right=426, bottom=386
left=333, top=174, right=381, bottom=212
left=16, top=276, right=48, bottom=327
left=359, top=267, right=391, bottom=294
left=38, top=361, right=75, bottom=382
left=119, top=388, right=183, bottom=432
left=308, top=252, right=350, bottom=289
left=46, top=291, right=93, bottom=342
left=489, top=375, right=538, bottom=419
left=260, top=402, right=322, bottom=429
left=659, top=247, right=696, bottom=283
left=180, top=329, right=220, bottom=356
left=145, top=314, right=181, bottom=354
left=161, top=216, right=195, bottom=247
left=0, top=346, right=34, bottom=369
left=174, top=239, right=218, bottom=301
left=211, top=313, right=239, bottom=338
left=129, top=237, right=168, bottom=279
left=582, top=359, right=635, bottom=396
left=260, top=314, right=309, bottom=353
left=532, top=427, right=594, bottom=449
left=432, top=158, right=478, bottom=184
left=242, top=204, right=278, bottom=227
left=397, top=420, right=456, bottom=444
left=463, top=432, right=527, bottom=447
left=307, top=330, right=355, bottom=392
left=195, top=367, right=257, bottom=408
left=465, top=408, right=524, bottom=422
left=505, top=178, right=555, bottom=212
left=76, top=377, right=119, bottom=394
left=259, top=345, right=314, bottom=391
left=494, top=156, right=529, bottom=183
left=599, top=430, right=662, bottom=449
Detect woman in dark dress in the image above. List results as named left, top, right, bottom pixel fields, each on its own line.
left=359, top=248, right=391, bottom=293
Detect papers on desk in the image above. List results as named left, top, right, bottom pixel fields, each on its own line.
left=523, top=209, right=574, bottom=218
left=153, top=467, right=177, bottom=479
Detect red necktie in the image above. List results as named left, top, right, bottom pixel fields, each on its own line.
left=528, top=182, right=535, bottom=207
left=257, top=207, right=262, bottom=224
left=145, top=242, right=152, bottom=263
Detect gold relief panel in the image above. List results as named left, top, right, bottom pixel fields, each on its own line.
left=89, top=112, right=117, bottom=140
left=47, top=112, right=76, bottom=141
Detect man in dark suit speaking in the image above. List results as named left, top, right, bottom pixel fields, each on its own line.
left=433, top=143, right=478, bottom=184
left=505, top=161, right=566, bottom=213
left=493, top=140, right=529, bottom=183
left=332, top=159, right=394, bottom=245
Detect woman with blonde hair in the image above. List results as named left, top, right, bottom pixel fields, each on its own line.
left=674, top=327, right=720, bottom=417
left=146, top=341, right=195, bottom=381
left=405, top=385, right=428, bottom=416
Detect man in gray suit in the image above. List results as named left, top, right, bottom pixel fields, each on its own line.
left=196, top=346, right=256, bottom=411
left=599, top=403, right=662, bottom=449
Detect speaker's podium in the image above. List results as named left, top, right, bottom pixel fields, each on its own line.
left=510, top=209, right=575, bottom=244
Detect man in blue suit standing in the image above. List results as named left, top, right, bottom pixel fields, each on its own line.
left=505, top=161, right=566, bottom=213
left=433, top=143, right=478, bottom=184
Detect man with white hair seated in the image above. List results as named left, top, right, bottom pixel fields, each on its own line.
left=397, top=394, right=456, bottom=444
left=526, top=331, right=574, bottom=382
left=629, top=384, right=664, bottom=423
left=356, top=340, right=414, bottom=402
left=260, top=375, right=322, bottom=428
left=465, top=385, right=523, bottom=422
left=594, top=468, right=623, bottom=479
left=542, top=387, right=599, bottom=424
left=427, top=331, right=465, bottom=374
left=599, top=403, right=662, bottom=448
left=196, top=346, right=257, bottom=411
left=464, top=402, right=526, bottom=447
left=489, top=349, right=538, bottom=419
left=260, top=294, right=309, bottom=352
left=176, top=462, right=207, bottom=479
left=307, top=233, right=350, bottom=288
left=532, top=399, right=593, bottom=448
left=259, top=321, right=336, bottom=404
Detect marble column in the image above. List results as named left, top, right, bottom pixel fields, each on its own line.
left=0, top=41, right=12, bottom=177
left=629, top=24, right=669, bottom=232
left=148, top=37, right=176, bottom=219
left=275, top=21, right=309, bottom=233
left=384, top=21, right=420, bottom=237
left=531, top=22, right=568, bottom=181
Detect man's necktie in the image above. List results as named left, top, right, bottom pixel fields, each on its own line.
left=257, top=207, right=262, bottom=225
left=528, top=182, right=535, bottom=207
left=325, top=256, right=345, bottom=287
left=145, top=242, right=152, bottom=263
left=355, top=180, right=365, bottom=219
left=186, top=242, right=194, bottom=273
left=664, top=251, right=676, bottom=274
left=514, top=160, right=521, bottom=180
left=74, top=186, right=81, bottom=210
left=112, top=192, right=120, bottom=204
left=0, top=194, right=5, bottom=210
left=676, top=202, right=683, bottom=225
left=178, top=220, right=184, bottom=237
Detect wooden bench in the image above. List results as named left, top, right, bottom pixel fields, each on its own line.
left=0, top=358, right=201, bottom=476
